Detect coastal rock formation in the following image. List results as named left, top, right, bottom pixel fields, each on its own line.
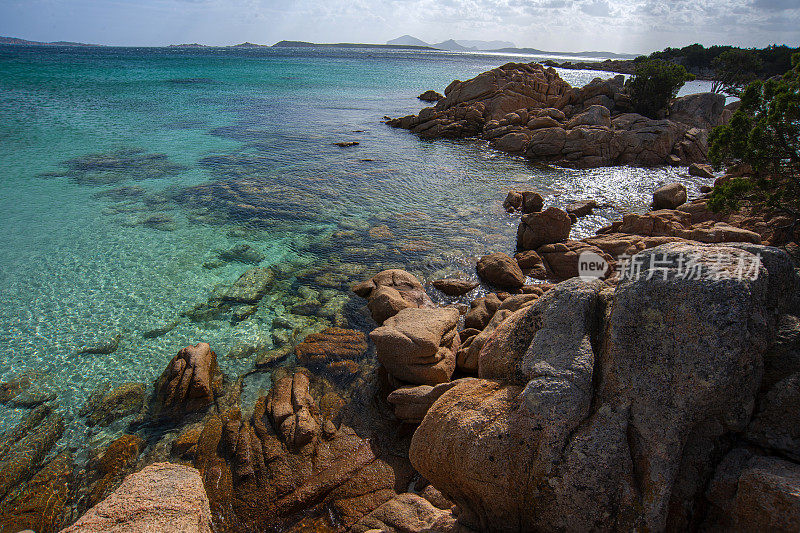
left=192, top=372, right=413, bottom=531
left=152, top=342, right=223, bottom=420
left=386, top=381, right=467, bottom=424
left=431, top=278, right=479, bottom=296
left=409, top=243, right=796, bottom=532
left=516, top=207, right=572, bottom=251
left=476, top=252, right=525, bottom=289
left=418, top=90, right=444, bottom=102
left=370, top=307, right=460, bottom=385
left=652, top=182, right=688, bottom=210
left=353, top=269, right=434, bottom=324
left=63, top=463, right=212, bottom=533
left=387, top=62, right=727, bottom=167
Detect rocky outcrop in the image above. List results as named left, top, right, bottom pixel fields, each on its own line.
left=62, top=463, right=213, bottom=533
left=431, top=278, right=479, bottom=296
left=151, top=342, right=223, bottom=421
left=476, top=252, right=525, bottom=289
left=386, top=381, right=467, bottom=424
left=370, top=307, right=460, bottom=385
left=516, top=207, right=572, bottom=251
left=388, top=62, right=726, bottom=167
left=351, top=492, right=458, bottom=533
left=409, top=243, right=796, bottom=532
left=418, top=90, right=444, bottom=102
left=192, top=372, right=412, bottom=531
left=353, top=269, right=435, bottom=324
left=652, top=182, right=688, bottom=210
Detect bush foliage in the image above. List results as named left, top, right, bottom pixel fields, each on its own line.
left=625, top=60, right=693, bottom=119
left=708, top=53, right=800, bottom=216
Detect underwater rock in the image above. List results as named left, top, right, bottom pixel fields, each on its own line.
left=334, top=141, right=359, bottom=147
left=217, top=243, right=265, bottom=265
left=221, top=268, right=275, bottom=304
left=79, top=382, right=146, bottom=427
left=295, top=328, right=369, bottom=367
left=0, top=451, right=74, bottom=533
left=0, top=407, right=64, bottom=501
left=142, top=319, right=180, bottom=338
left=76, top=332, right=122, bottom=355
left=77, top=434, right=145, bottom=515
left=43, top=149, right=185, bottom=186
left=231, top=305, right=258, bottom=323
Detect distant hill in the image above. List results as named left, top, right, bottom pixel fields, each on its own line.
left=456, top=39, right=516, bottom=50
left=387, top=35, right=429, bottom=47
left=431, top=39, right=469, bottom=51
left=492, top=47, right=638, bottom=59
left=272, top=40, right=434, bottom=50
left=0, top=35, right=98, bottom=46
left=169, top=43, right=206, bottom=48
left=232, top=42, right=268, bottom=48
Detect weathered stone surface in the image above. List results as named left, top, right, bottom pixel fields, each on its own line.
left=294, top=328, right=368, bottom=367
left=350, top=492, right=457, bottom=533
left=152, top=342, right=222, bottom=420
left=517, top=207, right=572, bottom=251
left=565, top=199, right=598, bottom=218
left=476, top=252, right=525, bottom=289
left=689, top=162, right=715, bottom=179
left=410, top=244, right=791, bottom=532
left=266, top=373, right=320, bottom=449
left=567, top=104, right=611, bottom=128
left=353, top=270, right=434, bottom=324
left=463, top=293, right=502, bottom=330
left=521, top=191, right=544, bottom=214
left=418, top=90, right=444, bottom=102
left=431, top=278, right=479, bottom=296
left=386, top=381, right=467, bottom=424
left=707, top=454, right=800, bottom=532
left=221, top=267, right=274, bottom=303
left=63, top=463, right=213, bottom=533
left=536, top=240, right=613, bottom=280
left=669, top=92, right=726, bottom=130
left=79, top=435, right=144, bottom=514
left=514, top=250, right=548, bottom=279
left=652, top=182, right=688, bottom=210
left=747, top=372, right=800, bottom=460
left=370, top=307, right=460, bottom=385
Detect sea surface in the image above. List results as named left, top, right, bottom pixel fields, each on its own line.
left=0, top=45, right=714, bottom=444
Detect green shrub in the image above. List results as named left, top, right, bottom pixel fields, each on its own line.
left=708, top=53, right=800, bottom=215
left=625, top=60, right=694, bottom=119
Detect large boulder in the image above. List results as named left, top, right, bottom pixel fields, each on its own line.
left=62, top=463, right=213, bottom=533
left=669, top=92, right=726, bottom=130
left=706, top=452, right=800, bottom=532
left=476, top=252, right=525, bottom=289
left=386, top=381, right=467, bottom=424
left=462, top=293, right=502, bottom=330
left=652, top=182, right=688, bottom=210
left=536, top=240, right=613, bottom=280
left=516, top=207, right=572, bottom=251
left=370, top=307, right=460, bottom=385
left=152, top=342, right=222, bottom=421
left=432, top=278, right=479, bottom=296
left=353, top=270, right=434, bottom=324
left=410, top=243, right=794, bottom=532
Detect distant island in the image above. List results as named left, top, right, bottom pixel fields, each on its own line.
left=271, top=40, right=434, bottom=50
left=0, top=35, right=99, bottom=47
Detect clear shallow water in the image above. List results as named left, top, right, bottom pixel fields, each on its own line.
left=0, top=45, right=713, bottom=442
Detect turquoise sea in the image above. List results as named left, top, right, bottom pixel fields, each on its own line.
left=0, top=45, right=714, bottom=444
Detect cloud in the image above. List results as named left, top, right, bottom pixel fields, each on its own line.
left=580, top=0, right=612, bottom=17
left=751, top=0, right=800, bottom=11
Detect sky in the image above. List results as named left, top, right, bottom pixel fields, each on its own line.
left=0, top=0, right=798, bottom=54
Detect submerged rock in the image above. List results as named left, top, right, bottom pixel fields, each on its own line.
left=221, top=267, right=274, bottom=304
left=76, top=332, right=122, bottom=355
left=79, top=382, right=146, bottom=427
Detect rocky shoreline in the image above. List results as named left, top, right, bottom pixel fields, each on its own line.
left=1, top=63, right=799, bottom=533
left=386, top=61, right=734, bottom=168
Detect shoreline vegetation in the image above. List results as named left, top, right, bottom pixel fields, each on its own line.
left=1, top=45, right=800, bottom=533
